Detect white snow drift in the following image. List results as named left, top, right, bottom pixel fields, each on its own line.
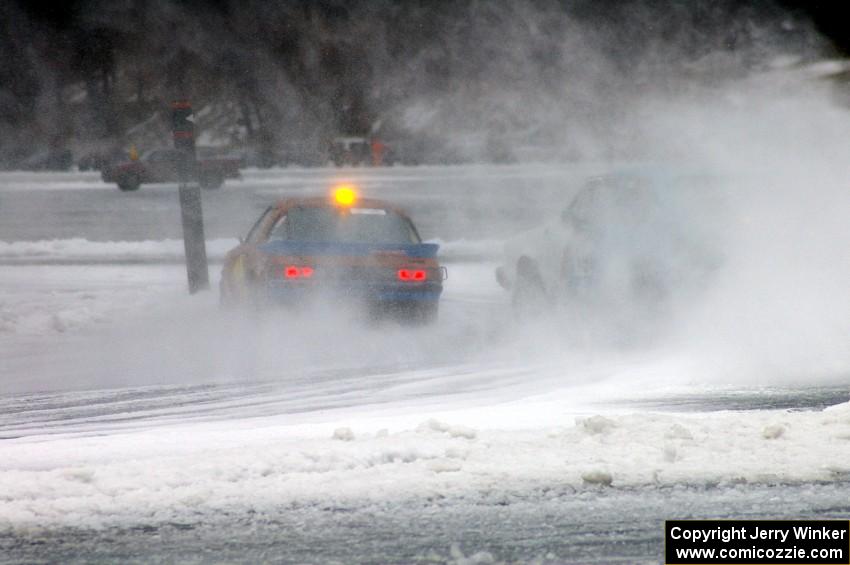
left=2, top=401, right=849, bottom=529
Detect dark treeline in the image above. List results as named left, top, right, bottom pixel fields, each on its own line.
left=0, top=0, right=835, bottom=167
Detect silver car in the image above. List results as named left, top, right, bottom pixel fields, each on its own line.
left=496, top=172, right=723, bottom=330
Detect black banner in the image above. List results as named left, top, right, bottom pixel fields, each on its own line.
left=666, top=520, right=849, bottom=564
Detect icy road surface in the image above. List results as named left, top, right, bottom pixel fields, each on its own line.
left=1, top=167, right=849, bottom=563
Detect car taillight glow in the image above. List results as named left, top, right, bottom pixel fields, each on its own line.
left=398, top=269, right=427, bottom=281
left=284, top=265, right=314, bottom=279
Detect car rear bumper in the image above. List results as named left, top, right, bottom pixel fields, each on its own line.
left=264, top=280, right=442, bottom=305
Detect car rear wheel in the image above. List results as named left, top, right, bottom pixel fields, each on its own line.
left=117, top=173, right=141, bottom=191
left=511, top=256, right=549, bottom=320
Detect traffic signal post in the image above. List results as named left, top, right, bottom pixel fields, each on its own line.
left=172, top=100, right=210, bottom=294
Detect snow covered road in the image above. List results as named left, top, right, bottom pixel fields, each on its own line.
left=2, top=167, right=849, bottom=563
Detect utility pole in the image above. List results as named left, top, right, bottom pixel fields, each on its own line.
left=172, top=99, right=210, bottom=294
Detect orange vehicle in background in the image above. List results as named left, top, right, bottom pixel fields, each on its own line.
left=370, top=138, right=386, bottom=166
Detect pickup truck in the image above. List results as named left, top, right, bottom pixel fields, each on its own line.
left=101, top=148, right=241, bottom=191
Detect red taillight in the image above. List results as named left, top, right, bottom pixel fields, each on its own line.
left=398, top=269, right=427, bottom=282
left=283, top=265, right=314, bottom=279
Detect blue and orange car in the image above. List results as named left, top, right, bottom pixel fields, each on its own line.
left=220, top=185, right=445, bottom=322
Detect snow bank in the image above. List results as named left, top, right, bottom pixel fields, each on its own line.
left=0, top=264, right=188, bottom=336
left=1, top=402, right=849, bottom=529
left=0, top=171, right=106, bottom=192
left=0, top=238, right=237, bottom=263
left=0, top=237, right=498, bottom=264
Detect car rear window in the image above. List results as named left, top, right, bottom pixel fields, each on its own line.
left=270, top=206, right=421, bottom=244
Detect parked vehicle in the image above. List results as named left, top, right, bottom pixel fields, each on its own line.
left=101, top=148, right=241, bottom=191
left=77, top=148, right=129, bottom=171
left=328, top=137, right=371, bottom=167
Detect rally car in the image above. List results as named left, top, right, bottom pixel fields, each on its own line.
left=496, top=172, right=722, bottom=328
left=220, top=185, right=445, bottom=322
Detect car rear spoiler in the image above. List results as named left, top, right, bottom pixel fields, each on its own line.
left=258, top=241, right=440, bottom=258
